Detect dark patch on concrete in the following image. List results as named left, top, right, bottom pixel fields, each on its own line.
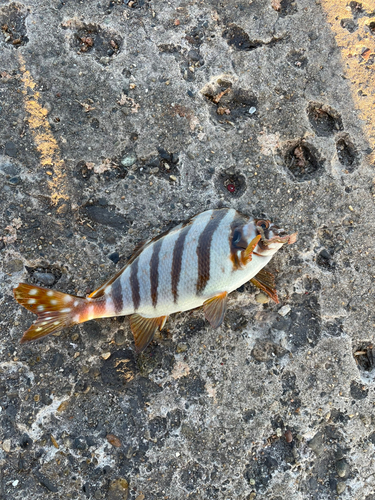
left=251, top=339, right=289, bottom=362
left=222, top=24, right=261, bottom=51
left=68, top=22, right=123, bottom=64
left=350, top=380, right=369, bottom=399
left=0, top=3, right=29, bottom=47
left=83, top=204, right=129, bottom=232
left=272, top=278, right=321, bottom=350
left=100, top=349, right=136, bottom=389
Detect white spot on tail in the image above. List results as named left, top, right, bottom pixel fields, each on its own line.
left=53, top=321, right=60, bottom=326
left=41, top=322, right=47, bottom=326
left=74, top=314, right=80, bottom=322
left=47, top=291, right=54, bottom=296
left=87, top=305, right=94, bottom=320
left=28, top=289, right=38, bottom=296
left=28, top=298, right=36, bottom=305
left=35, top=327, right=42, bottom=332
left=37, top=305, right=45, bottom=312
left=61, top=308, right=71, bottom=313
left=74, top=300, right=79, bottom=307
left=64, top=295, right=72, bottom=303
left=50, top=300, right=58, bottom=305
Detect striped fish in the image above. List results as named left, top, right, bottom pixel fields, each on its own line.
left=14, top=208, right=296, bottom=352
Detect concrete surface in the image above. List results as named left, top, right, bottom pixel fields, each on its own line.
left=1, top=0, right=375, bottom=498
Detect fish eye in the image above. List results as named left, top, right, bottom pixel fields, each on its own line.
left=257, top=220, right=269, bottom=230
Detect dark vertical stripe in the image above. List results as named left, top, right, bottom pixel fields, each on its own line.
left=171, top=222, right=193, bottom=303
left=150, top=239, right=163, bottom=307
left=130, top=258, right=140, bottom=310
left=196, top=209, right=228, bottom=295
left=111, top=279, right=124, bottom=314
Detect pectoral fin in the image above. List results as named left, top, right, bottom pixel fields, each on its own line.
left=130, top=314, right=168, bottom=353
left=242, top=234, right=262, bottom=264
left=250, top=269, right=279, bottom=304
left=203, top=292, right=228, bottom=328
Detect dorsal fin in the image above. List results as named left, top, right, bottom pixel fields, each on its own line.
left=88, top=223, right=184, bottom=299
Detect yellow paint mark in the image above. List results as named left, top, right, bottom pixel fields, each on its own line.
left=320, top=0, right=375, bottom=159
left=18, top=53, right=69, bottom=205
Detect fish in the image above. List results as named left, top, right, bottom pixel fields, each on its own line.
left=13, top=208, right=296, bottom=353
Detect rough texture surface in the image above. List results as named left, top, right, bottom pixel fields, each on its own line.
left=1, top=0, right=375, bottom=499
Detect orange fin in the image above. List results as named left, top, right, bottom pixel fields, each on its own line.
left=250, top=269, right=279, bottom=304
left=14, top=283, right=86, bottom=343
left=203, top=291, right=228, bottom=328
left=242, top=234, right=262, bottom=264
left=129, top=314, right=168, bottom=353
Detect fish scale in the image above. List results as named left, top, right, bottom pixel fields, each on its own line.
left=13, top=208, right=297, bottom=352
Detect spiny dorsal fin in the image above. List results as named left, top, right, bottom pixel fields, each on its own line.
left=89, top=223, right=185, bottom=299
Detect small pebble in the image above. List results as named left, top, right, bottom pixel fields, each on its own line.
left=8, top=176, right=21, bottom=185
left=33, top=272, right=55, bottom=286
left=2, top=439, right=11, bottom=452
left=255, top=292, right=269, bottom=304
left=176, top=343, right=188, bottom=353
left=337, top=481, right=346, bottom=494
left=336, top=459, right=349, bottom=478
left=249, top=106, right=257, bottom=114
left=278, top=305, right=291, bottom=317
left=114, top=329, right=127, bottom=345
left=170, top=175, right=177, bottom=181
left=121, top=155, right=137, bottom=167
left=101, top=352, right=111, bottom=360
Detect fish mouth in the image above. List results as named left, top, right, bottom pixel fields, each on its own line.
left=257, top=224, right=297, bottom=246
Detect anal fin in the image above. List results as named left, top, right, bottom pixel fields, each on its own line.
left=130, top=314, right=168, bottom=353
left=203, top=292, right=228, bottom=329
left=250, top=269, right=279, bottom=304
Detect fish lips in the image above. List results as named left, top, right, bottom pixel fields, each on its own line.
left=259, top=224, right=297, bottom=246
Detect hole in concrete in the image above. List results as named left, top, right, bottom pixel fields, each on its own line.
left=316, top=249, right=335, bottom=271
left=217, top=170, right=247, bottom=199
left=349, top=1, right=364, bottom=18
left=0, top=3, right=29, bottom=47
left=203, top=80, right=257, bottom=124
left=272, top=0, right=297, bottom=16
left=69, top=22, right=122, bottom=64
left=284, top=141, right=323, bottom=182
left=307, top=103, right=343, bottom=137
left=26, top=265, right=63, bottom=287
left=336, top=136, right=358, bottom=172
left=142, top=148, right=179, bottom=182
left=354, top=344, right=375, bottom=375
left=286, top=49, right=308, bottom=69
left=76, top=160, right=94, bottom=181
left=222, top=24, right=261, bottom=51
left=340, top=18, right=358, bottom=33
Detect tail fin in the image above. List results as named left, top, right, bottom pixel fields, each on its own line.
left=14, top=283, right=87, bottom=343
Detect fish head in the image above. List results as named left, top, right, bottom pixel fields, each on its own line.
left=230, top=217, right=297, bottom=266
left=254, top=219, right=297, bottom=256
